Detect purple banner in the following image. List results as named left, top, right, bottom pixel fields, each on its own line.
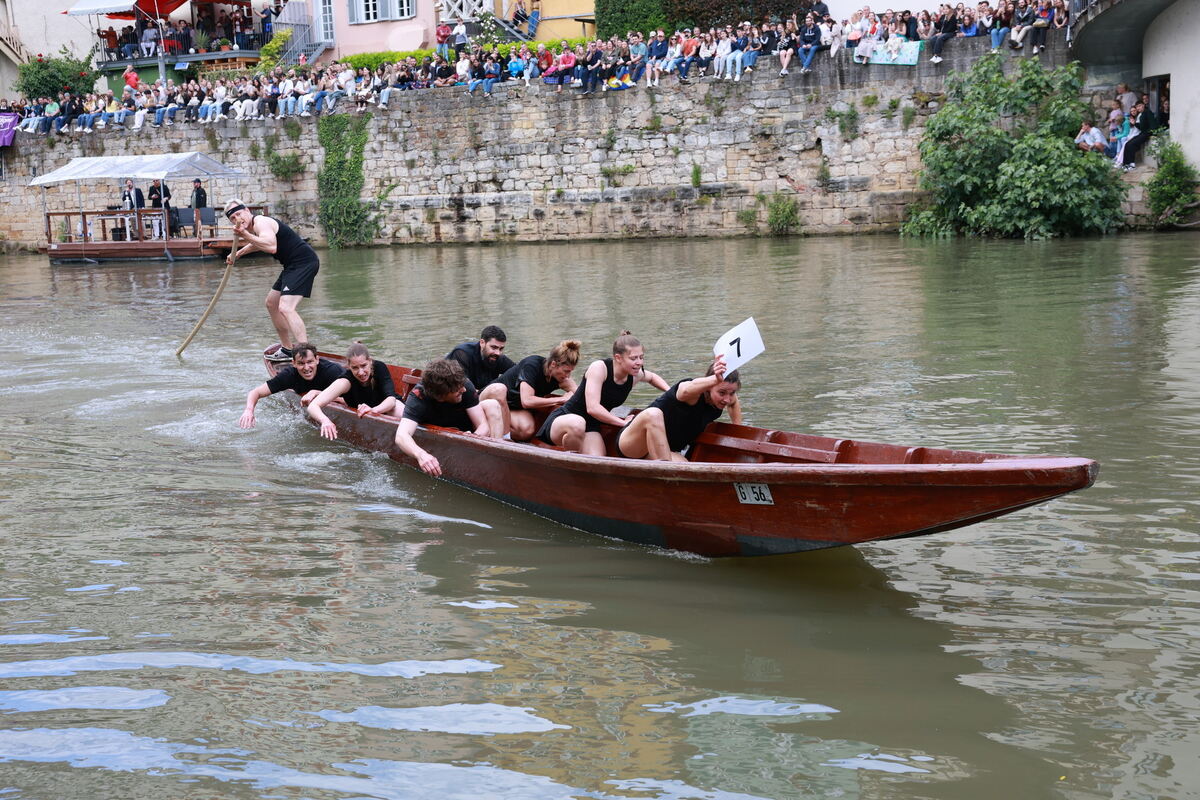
left=0, top=112, right=18, bottom=147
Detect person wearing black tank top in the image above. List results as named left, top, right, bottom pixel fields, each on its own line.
left=479, top=339, right=580, bottom=441
left=225, top=199, right=321, bottom=362
left=617, top=355, right=742, bottom=462
left=537, top=332, right=669, bottom=456
left=306, top=343, right=400, bottom=439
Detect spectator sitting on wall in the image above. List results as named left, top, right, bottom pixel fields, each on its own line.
left=1074, top=120, right=1105, bottom=153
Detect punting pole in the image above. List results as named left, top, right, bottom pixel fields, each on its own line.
left=175, top=230, right=238, bottom=357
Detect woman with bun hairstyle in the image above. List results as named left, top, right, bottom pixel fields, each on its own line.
left=536, top=332, right=669, bottom=456
left=480, top=339, right=581, bottom=441
left=617, top=355, right=742, bottom=462
left=306, top=342, right=399, bottom=439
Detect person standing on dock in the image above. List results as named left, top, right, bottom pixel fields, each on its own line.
left=188, top=179, right=207, bottom=236
left=224, top=199, right=320, bottom=362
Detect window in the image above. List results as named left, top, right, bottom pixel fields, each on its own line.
left=349, top=0, right=415, bottom=23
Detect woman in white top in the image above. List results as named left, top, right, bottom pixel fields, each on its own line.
left=713, top=30, right=733, bottom=79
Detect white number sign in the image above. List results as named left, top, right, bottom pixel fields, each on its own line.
left=713, top=317, right=766, bottom=376
left=734, top=482, right=774, bottom=505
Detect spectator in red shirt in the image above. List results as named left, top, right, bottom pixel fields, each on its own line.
left=435, top=20, right=452, bottom=61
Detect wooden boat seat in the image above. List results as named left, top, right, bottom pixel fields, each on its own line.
left=692, top=431, right=851, bottom=464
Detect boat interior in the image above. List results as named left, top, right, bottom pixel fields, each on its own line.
left=366, top=362, right=1006, bottom=467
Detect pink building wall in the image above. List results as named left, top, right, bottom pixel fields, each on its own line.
left=331, top=3, right=437, bottom=58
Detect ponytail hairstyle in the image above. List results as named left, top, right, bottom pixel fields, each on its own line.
left=548, top=338, right=581, bottom=367
left=613, top=330, right=641, bottom=355
left=705, top=359, right=742, bottom=387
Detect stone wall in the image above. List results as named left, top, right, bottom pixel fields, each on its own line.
left=1, top=37, right=1131, bottom=249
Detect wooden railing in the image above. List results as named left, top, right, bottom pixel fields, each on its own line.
left=43, top=205, right=268, bottom=245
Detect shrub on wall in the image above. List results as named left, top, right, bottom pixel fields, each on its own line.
left=1145, top=138, right=1199, bottom=228
left=902, top=56, right=1125, bottom=239
left=344, top=37, right=590, bottom=71
left=596, top=0, right=667, bottom=39
left=15, top=46, right=99, bottom=100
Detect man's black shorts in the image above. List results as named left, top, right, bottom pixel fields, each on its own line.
left=271, top=255, right=320, bottom=297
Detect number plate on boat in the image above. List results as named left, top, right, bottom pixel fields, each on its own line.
left=734, top=483, right=774, bottom=505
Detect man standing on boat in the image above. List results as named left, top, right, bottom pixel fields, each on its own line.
left=446, top=325, right=516, bottom=390
left=225, top=199, right=320, bottom=362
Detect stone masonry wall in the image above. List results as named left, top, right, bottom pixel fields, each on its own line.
left=1, top=37, right=1128, bottom=249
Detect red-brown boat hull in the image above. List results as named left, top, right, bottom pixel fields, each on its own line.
left=273, top=359, right=1097, bottom=556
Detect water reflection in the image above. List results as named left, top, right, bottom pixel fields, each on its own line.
left=1, top=234, right=1199, bottom=799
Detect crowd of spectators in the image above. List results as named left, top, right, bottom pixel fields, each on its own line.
left=5, top=1, right=1076, bottom=135
left=94, top=2, right=280, bottom=60
left=1075, top=82, right=1170, bottom=171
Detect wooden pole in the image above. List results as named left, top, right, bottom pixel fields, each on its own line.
left=175, top=231, right=238, bottom=358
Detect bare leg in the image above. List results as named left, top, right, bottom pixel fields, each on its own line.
left=616, top=408, right=672, bottom=460
left=581, top=431, right=607, bottom=457
left=478, top=398, right=505, bottom=438
left=267, top=292, right=307, bottom=349
left=550, top=413, right=587, bottom=452
left=477, top=384, right=512, bottom=437
left=265, top=290, right=290, bottom=348
left=507, top=409, right=537, bottom=441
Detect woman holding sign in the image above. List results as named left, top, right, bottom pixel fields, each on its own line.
left=617, top=356, right=743, bottom=462
left=536, top=332, right=669, bottom=456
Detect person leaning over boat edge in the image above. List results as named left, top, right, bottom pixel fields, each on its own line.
left=224, top=198, right=320, bottom=363
left=395, top=358, right=504, bottom=476
left=536, top=331, right=669, bottom=456
left=238, top=342, right=340, bottom=428
left=306, top=342, right=400, bottom=439
left=617, top=355, right=742, bottom=462
left=446, top=325, right=516, bottom=390
left=478, top=339, right=580, bottom=441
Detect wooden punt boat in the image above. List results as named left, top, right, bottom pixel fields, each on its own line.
left=266, top=353, right=1098, bottom=557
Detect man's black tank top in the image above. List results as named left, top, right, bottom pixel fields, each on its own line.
left=649, top=379, right=722, bottom=452
left=560, top=358, right=632, bottom=424
left=268, top=216, right=316, bottom=265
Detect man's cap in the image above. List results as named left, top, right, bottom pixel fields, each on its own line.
left=193, top=178, right=202, bottom=184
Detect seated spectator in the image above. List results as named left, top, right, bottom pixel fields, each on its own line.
left=928, top=5, right=959, bottom=64
left=1028, top=0, right=1052, bottom=54
left=1074, top=120, right=1105, bottom=153
left=1120, top=102, right=1161, bottom=170
left=1009, top=0, right=1035, bottom=50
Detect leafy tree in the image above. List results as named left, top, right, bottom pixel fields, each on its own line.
left=902, top=56, right=1126, bottom=239
left=14, top=46, right=99, bottom=100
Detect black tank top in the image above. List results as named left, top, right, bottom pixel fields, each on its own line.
left=268, top=216, right=315, bottom=265
left=649, top=380, right=722, bottom=452
left=561, top=358, right=633, bottom=424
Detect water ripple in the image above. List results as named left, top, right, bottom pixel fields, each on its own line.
left=0, top=651, right=502, bottom=679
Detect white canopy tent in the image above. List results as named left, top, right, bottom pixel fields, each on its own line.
left=64, top=0, right=145, bottom=14
left=29, top=152, right=246, bottom=187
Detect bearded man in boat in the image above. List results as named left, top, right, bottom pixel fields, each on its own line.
left=224, top=199, right=320, bottom=363
left=478, top=339, right=580, bottom=441
left=395, top=358, right=504, bottom=476
left=445, top=325, right=516, bottom=390
left=536, top=332, right=670, bottom=456
left=617, top=355, right=742, bottom=462
left=238, top=343, right=341, bottom=428
left=307, top=342, right=401, bottom=439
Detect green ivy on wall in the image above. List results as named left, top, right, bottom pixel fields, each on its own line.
left=317, top=113, right=376, bottom=248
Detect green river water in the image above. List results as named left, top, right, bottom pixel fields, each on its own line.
left=0, top=233, right=1197, bottom=799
